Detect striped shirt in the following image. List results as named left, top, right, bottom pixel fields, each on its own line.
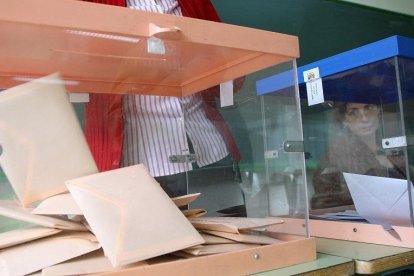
left=122, top=0, right=229, bottom=177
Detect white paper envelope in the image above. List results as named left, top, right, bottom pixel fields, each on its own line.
left=0, top=231, right=100, bottom=276
left=41, top=250, right=147, bottom=276
left=0, top=73, right=98, bottom=206
left=0, top=226, right=61, bottom=249
left=189, top=217, right=284, bottom=234
left=66, top=164, right=204, bottom=267
left=344, top=173, right=414, bottom=227
left=0, top=200, right=87, bottom=231
left=31, top=193, right=82, bottom=216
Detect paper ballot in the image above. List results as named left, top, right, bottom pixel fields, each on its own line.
left=66, top=164, right=204, bottom=267
left=0, top=73, right=98, bottom=206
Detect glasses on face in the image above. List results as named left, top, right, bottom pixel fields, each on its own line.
left=344, top=104, right=379, bottom=120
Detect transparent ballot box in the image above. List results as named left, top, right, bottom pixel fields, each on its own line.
left=297, top=35, right=414, bottom=247
left=0, top=1, right=314, bottom=275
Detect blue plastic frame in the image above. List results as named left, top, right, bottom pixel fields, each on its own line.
left=257, top=35, right=414, bottom=96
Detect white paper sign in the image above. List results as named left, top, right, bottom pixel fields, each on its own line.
left=220, top=80, right=234, bottom=107
left=303, top=67, right=324, bottom=106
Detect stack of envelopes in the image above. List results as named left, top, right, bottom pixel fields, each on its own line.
left=0, top=74, right=285, bottom=275
left=0, top=164, right=285, bottom=275
left=180, top=216, right=285, bottom=257
left=0, top=164, right=204, bottom=275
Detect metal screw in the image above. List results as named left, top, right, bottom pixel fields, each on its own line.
left=254, top=254, right=260, bottom=260
left=385, top=141, right=390, bottom=146
left=353, top=228, right=358, bottom=232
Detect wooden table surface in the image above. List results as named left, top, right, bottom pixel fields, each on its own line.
left=254, top=253, right=354, bottom=275
left=316, top=237, right=414, bottom=274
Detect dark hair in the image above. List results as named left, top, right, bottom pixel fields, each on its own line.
left=333, top=102, right=380, bottom=123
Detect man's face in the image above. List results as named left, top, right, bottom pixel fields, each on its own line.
left=343, top=103, right=379, bottom=137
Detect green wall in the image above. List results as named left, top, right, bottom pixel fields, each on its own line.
left=211, top=0, right=414, bottom=65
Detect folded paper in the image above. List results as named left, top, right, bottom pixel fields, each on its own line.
left=66, top=164, right=204, bottom=267
left=0, top=73, right=98, bottom=207
left=199, top=233, right=236, bottom=245
left=202, top=230, right=283, bottom=245
left=0, top=226, right=61, bottom=249
left=172, top=193, right=201, bottom=207
left=41, top=250, right=147, bottom=276
left=182, top=208, right=207, bottom=218
left=0, top=231, right=100, bottom=276
left=180, top=243, right=260, bottom=256
left=189, top=217, right=284, bottom=233
left=0, top=200, right=87, bottom=231
left=31, top=193, right=82, bottom=216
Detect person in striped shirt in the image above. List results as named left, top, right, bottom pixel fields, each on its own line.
left=84, top=0, right=242, bottom=199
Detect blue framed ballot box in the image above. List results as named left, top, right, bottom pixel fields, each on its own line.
left=257, top=35, right=414, bottom=248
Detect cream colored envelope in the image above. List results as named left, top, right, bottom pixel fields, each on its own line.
left=199, top=233, right=236, bottom=245
left=172, top=193, right=201, bottom=207
left=189, top=217, right=284, bottom=234
left=182, top=208, right=207, bottom=218
left=0, top=200, right=87, bottom=231
left=66, top=164, right=204, bottom=267
left=41, top=250, right=148, bottom=276
left=0, top=73, right=98, bottom=207
left=0, top=226, right=61, bottom=249
left=0, top=231, right=100, bottom=276
left=202, top=230, right=283, bottom=245
left=180, top=243, right=260, bottom=256
left=31, top=193, right=83, bottom=216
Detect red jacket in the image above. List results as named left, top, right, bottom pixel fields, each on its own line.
left=84, top=0, right=240, bottom=171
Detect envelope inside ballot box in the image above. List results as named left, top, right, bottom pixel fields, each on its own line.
left=189, top=216, right=284, bottom=233
left=0, top=226, right=61, bottom=250
left=0, top=73, right=98, bottom=207
left=41, top=250, right=148, bottom=276
left=0, top=231, right=100, bottom=276
left=66, top=164, right=204, bottom=267
left=31, top=193, right=83, bottom=216
left=0, top=200, right=87, bottom=231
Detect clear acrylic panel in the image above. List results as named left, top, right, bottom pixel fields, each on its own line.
left=186, top=61, right=309, bottom=237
